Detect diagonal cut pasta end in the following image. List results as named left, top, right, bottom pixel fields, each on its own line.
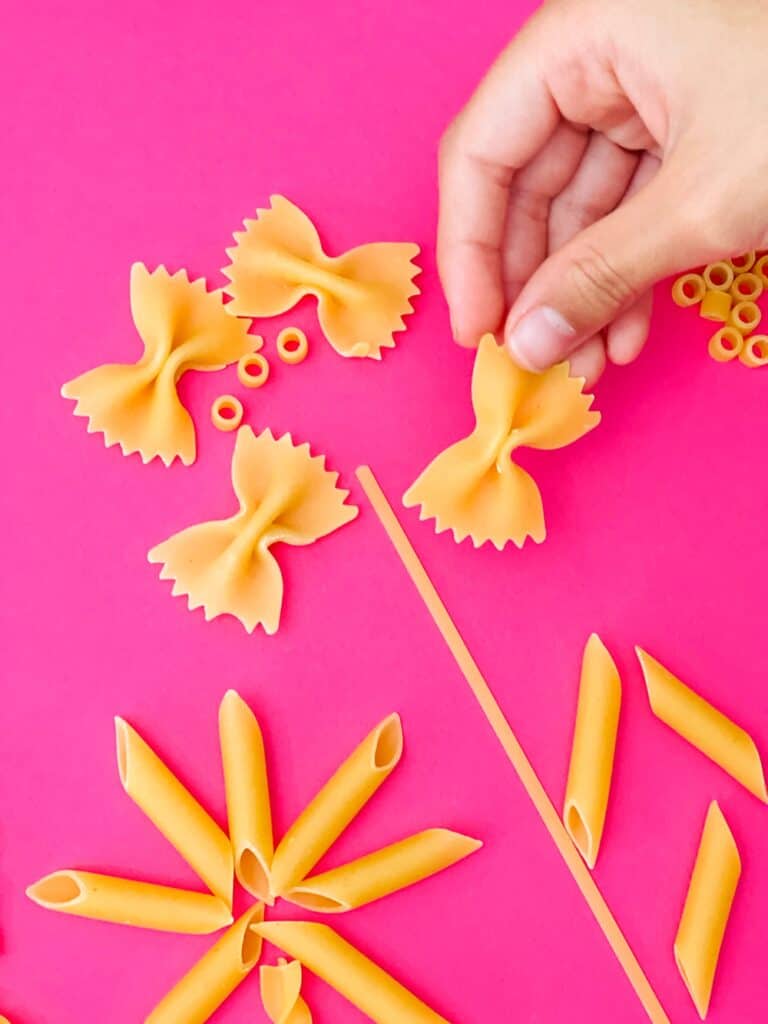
left=237, top=845, right=274, bottom=905
left=370, top=713, right=403, bottom=772
left=26, top=870, right=84, bottom=909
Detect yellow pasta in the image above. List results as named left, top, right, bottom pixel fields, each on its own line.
left=254, top=921, right=450, bottom=1024
left=269, top=714, right=403, bottom=898
left=699, top=290, right=732, bottom=323
left=61, top=263, right=255, bottom=466
left=211, top=395, right=243, bottom=432
left=115, top=718, right=234, bottom=904
left=728, top=251, right=756, bottom=273
left=261, top=959, right=313, bottom=1024
left=237, top=351, right=270, bottom=387
left=403, top=334, right=599, bottom=549
left=671, top=273, right=706, bottom=307
left=26, top=870, right=232, bottom=934
left=729, top=300, right=761, bottom=335
left=730, top=272, right=762, bottom=303
left=703, top=262, right=734, bottom=292
left=675, top=802, right=741, bottom=1020
left=148, top=427, right=359, bottom=634
left=146, top=904, right=264, bottom=1024
left=286, top=828, right=481, bottom=912
left=739, top=335, right=768, bottom=367
left=753, top=253, right=768, bottom=287
left=277, top=327, right=309, bottom=365
left=636, top=649, right=767, bottom=801
left=223, top=195, right=421, bottom=359
left=707, top=328, right=743, bottom=363
left=563, top=635, right=621, bottom=869
left=219, top=690, right=274, bottom=901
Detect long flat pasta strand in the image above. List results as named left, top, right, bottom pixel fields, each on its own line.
left=255, top=921, right=449, bottom=1024
left=355, top=465, right=670, bottom=1024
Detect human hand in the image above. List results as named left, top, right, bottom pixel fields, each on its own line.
left=437, top=0, right=768, bottom=383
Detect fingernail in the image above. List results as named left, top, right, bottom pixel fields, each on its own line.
left=505, top=306, right=576, bottom=371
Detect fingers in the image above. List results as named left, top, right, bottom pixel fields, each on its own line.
left=503, top=168, right=691, bottom=371
left=437, top=23, right=560, bottom=346
left=566, top=335, right=607, bottom=387
left=501, top=122, right=589, bottom=308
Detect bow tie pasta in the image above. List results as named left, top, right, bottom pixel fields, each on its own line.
left=403, top=334, right=600, bottom=549
left=222, top=196, right=421, bottom=359
left=61, top=263, right=257, bottom=466
left=148, top=426, right=359, bottom=633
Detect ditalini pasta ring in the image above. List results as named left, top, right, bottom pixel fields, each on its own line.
left=729, top=300, right=762, bottom=335
left=211, top=395, right=244, bottom=432
left=730, top=272, right=763, bottom=304
left=277, top=327, right=309, bottom=365
left=703, top=262, right=735, bottom=292
left=707, top=328, right=743, bottom=363
left=728, top=251, right=756, bottom=273
left=237, top=352, right=270, bottom=388
left=739, top=335, right=768, bottom=368
left=671, top=273, right=706, bottom=307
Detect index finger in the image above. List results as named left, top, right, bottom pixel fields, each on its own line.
left=437, top=28, right=560, bottom=347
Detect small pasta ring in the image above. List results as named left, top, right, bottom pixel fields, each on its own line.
left=671, top=273, right=705, bottom=307
left=703, top=261, right=735, bottom=292
left=211, top=395, right=243, bottom=431
left=739, top=335, right=768, bottom=368
left=730, top=273, right=763, bottom=304
left=753, top=254, right=768, bottom=287
left=276, top=327, right=309, bottom=365
left=728, top=251, right=756, bottom=273
left=237, top=353, right=270, bottom=388
left=708, top=328, right=743, bottom=363
left=729, top=300, right=761, bottom=335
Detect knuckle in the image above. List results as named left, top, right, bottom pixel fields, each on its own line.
left=566, top=245, right=638, bottom=314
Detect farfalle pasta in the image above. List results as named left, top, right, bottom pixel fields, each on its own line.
left=222, top=196, right=421, bottom=359
left=148, top=426, right=359, bottom=633
left=61, top=263, right=256, bottom=466
left=403, top=334, right=600, bottom=548
left=260, top=959, right=313, bottom=1024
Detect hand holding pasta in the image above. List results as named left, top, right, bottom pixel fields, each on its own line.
left=61, top=263, right=256, bottom=465
left=223, top=196, right=421, bottom=359
left=404, top=334, right=599, bottom=548
left=438, top=0, right=768, bottom=383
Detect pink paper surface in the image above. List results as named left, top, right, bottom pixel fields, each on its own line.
left=1, top=3, right=767, bottom=1023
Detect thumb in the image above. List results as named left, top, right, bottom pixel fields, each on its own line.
left=504, top=173, right=695, bottom=371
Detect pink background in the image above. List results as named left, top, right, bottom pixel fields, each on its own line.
left=2, top=2, right=767, bottom=1022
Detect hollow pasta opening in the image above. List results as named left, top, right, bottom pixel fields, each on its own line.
left=241, top=915, right=264, bottom=966
left=237, top=847, right=270, bottom=900
left=29, top=872, right=82, bottom=905
left=373, top=714, right=403, bottom=769
left=566, top=805, right=593, bottom=866
left=289, top=890, right=346, bottom=912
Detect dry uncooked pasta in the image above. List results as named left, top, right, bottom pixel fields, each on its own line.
left=223, top=196, right=421, bottom=359
left=403, top=333, right=599, bottom=548
left=61, top=263, right=255, bottom=465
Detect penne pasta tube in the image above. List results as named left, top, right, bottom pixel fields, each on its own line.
left=115, top=718, right=234, bottom=905
left=675, top=802, right=741, bottom=1020
left=25, top=870, right=232, bottom=934
left=219, top=690, right=274, bottom=901
left=286, top=829, right=481, bottom=912
left=636, top=650, right=767, bottom=802
left=145, top=904, right=264, bottom=1024
left=269, top=714, right=403, bottom=898
left=563, top=634, right=621, bottom=868
left=255, top=921, right=450, bottom=1024
left=260, top=958, right=313, bottom=1024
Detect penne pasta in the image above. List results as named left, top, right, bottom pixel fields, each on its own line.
left=260, top=958, right=313, bottom=1024
left=563, top=634, right=622, bottom=869
left=675, top=802, right=741, bottom=1020
left=636, top=649, right=767, bottom=802
left=145, top=904, right=264, bottom=1024
left=269, top=714, right=403, bottom=898
left=115, top=718, right=234, bottom=905
left=286, top=829, right=481, bottom=912
left=254, top=921, right=450, bottom=1024
left=219, top=690, right=274, bottom=901
left=25, top=870, right=232, bottom=934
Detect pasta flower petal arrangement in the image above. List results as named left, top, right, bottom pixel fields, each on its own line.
left=26, top=691, right=481, bottom=1024
left=403, top=333, right=600, bottom=548
left=61, top=263, right=257, bottom=466
left=222, top=195, right=421, bottom=359
left=148, top=425, right=359, bottom=634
